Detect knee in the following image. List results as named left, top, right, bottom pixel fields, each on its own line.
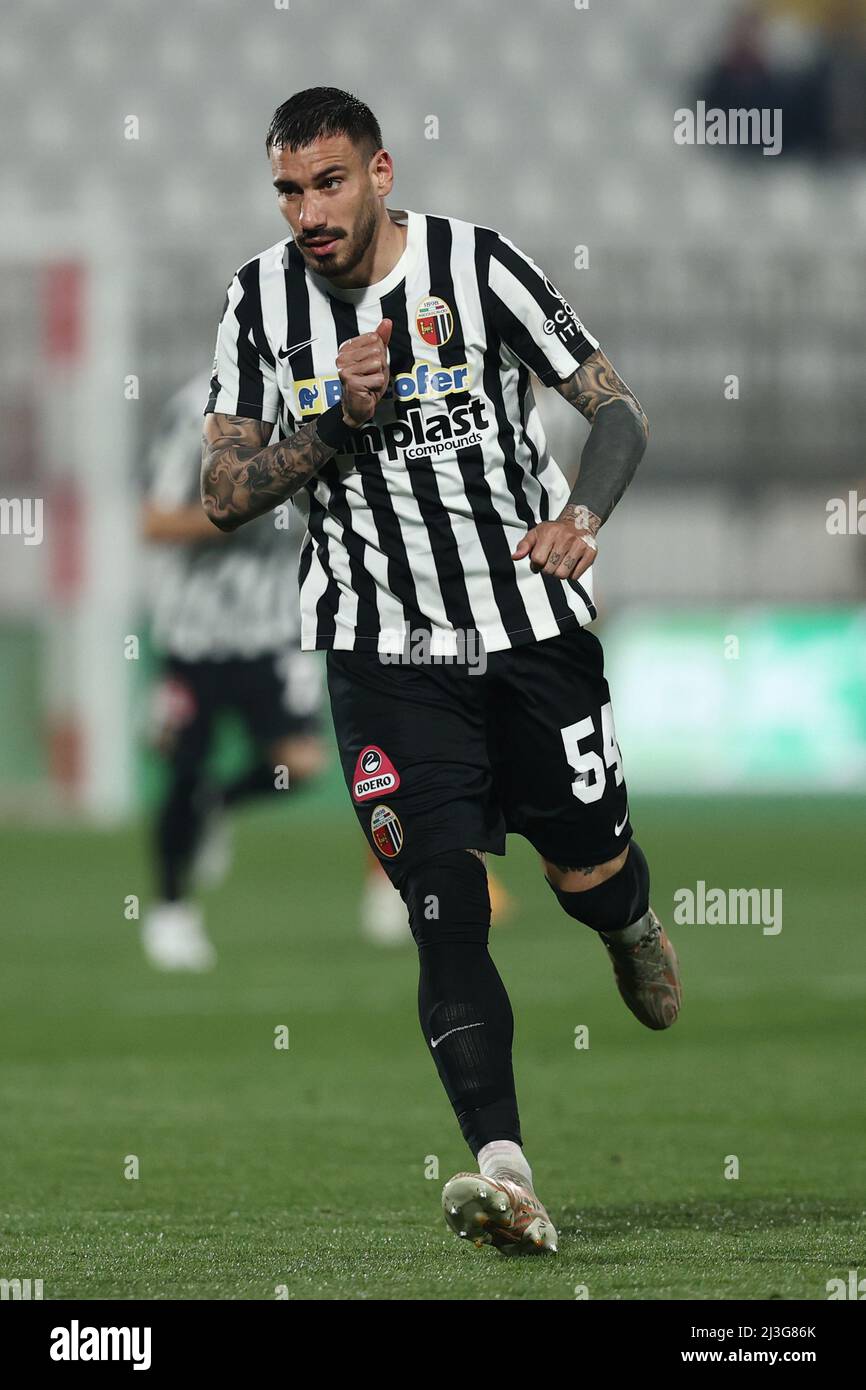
left=543, top=847, right=629, bottom=894
left=399, top=848, right=491, bottom=947
left=546, top=841, right=650, bottom=931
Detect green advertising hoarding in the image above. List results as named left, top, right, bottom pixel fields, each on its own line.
left=600, top=606, right=866, bottom=793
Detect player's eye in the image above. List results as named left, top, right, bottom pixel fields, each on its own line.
left=322, top=177, right=342, bottom=189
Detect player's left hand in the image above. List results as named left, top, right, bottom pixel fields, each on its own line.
left=511, top=508, right=599, bottom=580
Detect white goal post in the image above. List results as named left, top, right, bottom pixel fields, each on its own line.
left=0, top=213, right=138, bottom=821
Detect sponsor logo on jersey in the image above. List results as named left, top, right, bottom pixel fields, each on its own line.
left=370, top=803, right=404, bottom=858
left=415, top=294, right=454, bottom=347
left=541, top=276, right=588, bottom=348
left=278, top=334, right=317, bottom=361
left=354, top=399, right=491, bottom=462
left=293, top=360, right=470, bottom=416
left=352, top=745, right=401, bottom=801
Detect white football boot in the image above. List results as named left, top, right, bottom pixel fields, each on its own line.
left=141, top=902, right=216, bottom=972
left=442, top=1172, right=558, bottom=1255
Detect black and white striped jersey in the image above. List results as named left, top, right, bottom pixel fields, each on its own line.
left=205, top=208, right=600, bottom=655
left=146, top=373, right=304, bottom=661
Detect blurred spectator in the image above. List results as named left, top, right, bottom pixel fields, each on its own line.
left=823, top=0, right=866, bottom=154
left=696, top=0, right=866, bottom=159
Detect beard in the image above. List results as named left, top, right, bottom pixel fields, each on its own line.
left=303, top=197, right=379, bottom=280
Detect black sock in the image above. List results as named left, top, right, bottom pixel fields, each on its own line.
left=418, top=940, right=522, bottom=1156
left=155, top=773, right=209, bottom=901
left=403, top=850, right=522, bottom=1157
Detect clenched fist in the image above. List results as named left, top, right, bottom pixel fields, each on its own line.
left=336, top=320, right=393, bottom=428
left=512, top=504, right=600, bottom=580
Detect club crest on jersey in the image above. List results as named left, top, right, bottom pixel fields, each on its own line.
left=415, top=295, right=453, bottom=348
left=370, top=803, right=404, bottom=858
left=352, top=745, right=401, bottom=802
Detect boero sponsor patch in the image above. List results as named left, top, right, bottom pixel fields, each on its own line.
left=352, top=745, right=401, bottom=802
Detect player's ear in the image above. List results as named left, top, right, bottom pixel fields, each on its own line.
left=371, top=148, right=394, bottom=193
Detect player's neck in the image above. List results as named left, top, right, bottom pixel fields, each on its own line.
left=328, top=209, right=407, bottom=291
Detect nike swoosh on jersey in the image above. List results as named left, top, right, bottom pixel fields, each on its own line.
left=430, top=1022, right=485, bottom=1049
left=614, top=810, right=629, bottom=835
left=277, top=335, right=317, bottom=360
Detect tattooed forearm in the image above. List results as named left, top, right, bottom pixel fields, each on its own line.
left=568, top=399, right=648, bottom=525
left=201, top=413, right=339, bottom=531
left=554, top=349, right=649, bottom=527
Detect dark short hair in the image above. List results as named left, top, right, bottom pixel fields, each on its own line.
left=266, top=87, right=382, bottom=160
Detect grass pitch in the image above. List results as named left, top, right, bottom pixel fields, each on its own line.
left=1, top=795, right=863, bottom=1300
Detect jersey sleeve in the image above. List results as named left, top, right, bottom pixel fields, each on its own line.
left=204, top=260, right=280, bottom=423
left=485, top=232, right=600, bottom=385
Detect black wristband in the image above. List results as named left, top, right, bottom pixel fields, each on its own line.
left=314, top=403, right=354, bottom=451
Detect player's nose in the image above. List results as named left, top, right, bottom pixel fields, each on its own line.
left=298, top=197, right=328, bottom=234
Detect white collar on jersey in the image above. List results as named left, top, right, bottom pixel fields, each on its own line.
left=292, top=208, right=420, bottom=305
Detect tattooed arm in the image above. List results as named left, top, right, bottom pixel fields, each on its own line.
left=555, top=348, right=649, bottom=533
left=200, top=413, right=341, bottom=532
left=511, top=349, right=648, bottom=580
left=202, top=326, right=392, bottom=531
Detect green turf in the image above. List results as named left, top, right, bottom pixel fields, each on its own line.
left=1, top=796, right=864, bottom=1300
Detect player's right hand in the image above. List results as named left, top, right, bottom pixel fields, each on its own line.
left=336, top=320, right=392, bottom=428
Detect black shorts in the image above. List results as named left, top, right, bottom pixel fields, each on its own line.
left=157, top=650, right=322, bottom=751
left=327, top=627, right=632, bottom=886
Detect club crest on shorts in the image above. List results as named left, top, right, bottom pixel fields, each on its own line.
left=352, top=745, right=400, bottom=801
left=370, top=803, right=403, bottom=859
left=415, top=294, right=453, bottom=347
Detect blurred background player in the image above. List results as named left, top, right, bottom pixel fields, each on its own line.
left=140, top=372, right=327, bottom=969
left=141, top=371, right=443, bottom=959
